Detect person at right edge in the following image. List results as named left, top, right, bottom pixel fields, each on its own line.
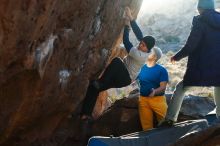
left=159, top=0, right=220, bottom=127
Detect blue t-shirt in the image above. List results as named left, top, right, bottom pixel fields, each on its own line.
left=137, top=64, right=169, bottom=97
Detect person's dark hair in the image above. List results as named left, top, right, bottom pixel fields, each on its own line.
left=142, top=36, right=155, bottom=52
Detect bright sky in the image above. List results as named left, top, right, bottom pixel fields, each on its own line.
left=139, top=0, right=174, bottom=14
left=139, top=0, right=197, bottom=16
left=140, top=0, right=220, bottom=15
left=141, top=0, right=170, bottom=10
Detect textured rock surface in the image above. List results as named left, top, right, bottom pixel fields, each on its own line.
left=92, top=91, right=111, bottom=120
left=165, top=94, right=216, bottom=118
left=0, top=0, right=142, bottom=145
left=169, top=124, right=220, bottom=146
left=92, top=97, right=142, bottom=137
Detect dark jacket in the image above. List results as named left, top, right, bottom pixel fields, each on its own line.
left=174, top=10, right=220, bottom=86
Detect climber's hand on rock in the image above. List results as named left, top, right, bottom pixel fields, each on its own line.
left=124, top=18, right=130, bottom=26
left=125, top=7, right=133, bottom=21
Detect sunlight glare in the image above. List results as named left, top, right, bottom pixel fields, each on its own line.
left=139, top=0, right=197, bottom=17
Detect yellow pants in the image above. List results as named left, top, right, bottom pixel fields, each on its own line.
left=138, top=95, right=167, bottom=131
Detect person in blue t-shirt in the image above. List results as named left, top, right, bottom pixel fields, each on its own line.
left=137, top=47, right=169, bottom=131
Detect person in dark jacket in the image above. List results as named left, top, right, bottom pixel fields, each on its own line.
left=80, top=7, right=155, bottom=124
left=159, top=0, right=220, bottom=126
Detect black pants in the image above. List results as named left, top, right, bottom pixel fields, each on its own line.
left=81, top=57, right=132, bottom=116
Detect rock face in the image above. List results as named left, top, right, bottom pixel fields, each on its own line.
left=0, top=0, right=142, bottom=145
left=169, top=124, right=220, bottom=146
left=92, top=97, right=142, bottom=137
left=165, top=94, right=216, bottom=118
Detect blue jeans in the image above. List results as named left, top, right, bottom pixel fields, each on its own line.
left=166, top=80, right=220, bottom=121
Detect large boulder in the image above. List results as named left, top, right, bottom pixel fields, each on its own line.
left=178, top=95, right=215, bottom=118
left=165, top=94, right=216, bottom=119
left=169, top=124, right=220, bottom=146
left=0, top=0, right=143, bottom=145
left=92, top=97, right=141, bottom=137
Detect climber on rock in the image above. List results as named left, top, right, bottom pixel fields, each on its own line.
left=80, top=7, right=156, bottom=129
left=137, top=47, right=169, bottom=131
left=159, top=0, right=220, bottom=127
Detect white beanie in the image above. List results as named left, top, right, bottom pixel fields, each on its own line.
left=152, top=47, right=163, bottom=62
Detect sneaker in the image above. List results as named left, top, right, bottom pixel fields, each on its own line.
left=158, top=119, right=175, bottom=127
